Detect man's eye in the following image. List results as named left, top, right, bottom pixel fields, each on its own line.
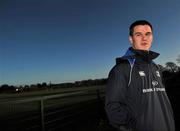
left=136, top=34, right=141, bottom=36
left=146, top=33, right=152, bottom=36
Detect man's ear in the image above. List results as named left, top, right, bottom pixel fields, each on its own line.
left=129, top=36, right=133, bottom=44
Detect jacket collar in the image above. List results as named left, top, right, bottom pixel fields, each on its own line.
left=116, top=47, right=159, bottom=64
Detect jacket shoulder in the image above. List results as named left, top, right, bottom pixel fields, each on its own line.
left=108, top=59, right=130, bottom=77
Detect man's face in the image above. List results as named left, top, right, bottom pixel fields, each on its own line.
left=129, top=25, right=153, bottom=51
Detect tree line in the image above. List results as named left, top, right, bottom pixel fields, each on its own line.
left=0, top=78, right=107, bottom=93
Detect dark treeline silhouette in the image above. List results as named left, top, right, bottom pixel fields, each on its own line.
left=0, top=84, right=16, bottom=93
left=0, top=78, right=107, bottom=93
left=161, top=61, right=180, bottom=93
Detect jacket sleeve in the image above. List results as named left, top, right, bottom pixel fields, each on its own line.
left=105, top=64, right=130, bottom=130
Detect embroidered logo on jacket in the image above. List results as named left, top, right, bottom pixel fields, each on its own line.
left=143, top=87, right=165, bottom=93
left=139, top=71, right=145, bottom=76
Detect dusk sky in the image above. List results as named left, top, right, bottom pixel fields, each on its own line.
left=1, top=0, right=180, bottom=85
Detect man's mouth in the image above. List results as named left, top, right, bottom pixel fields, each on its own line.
left=141, top=42, right=148, bottom=46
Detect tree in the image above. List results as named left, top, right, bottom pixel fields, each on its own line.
left=42, top=82, right=47, bottom=88
left=0, top=84, right=15, bottom=93
left=165, top=62, right=179, bottom=72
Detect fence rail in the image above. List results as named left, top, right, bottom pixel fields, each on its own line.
left=0, top=86, right=105, bottom=131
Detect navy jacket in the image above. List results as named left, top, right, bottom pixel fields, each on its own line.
left=105, top=47, right=175, bottom=131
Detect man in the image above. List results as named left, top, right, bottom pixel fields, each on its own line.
left=105, top=20, right=175, bottom=131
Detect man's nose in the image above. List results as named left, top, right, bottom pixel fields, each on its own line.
left=142, top=35, right=147, bottom=40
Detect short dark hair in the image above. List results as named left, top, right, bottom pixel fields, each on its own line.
left=129, top=20, right=153, bottom=36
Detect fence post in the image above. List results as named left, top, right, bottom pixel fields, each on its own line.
left=40, top=99, right=45, bottom=131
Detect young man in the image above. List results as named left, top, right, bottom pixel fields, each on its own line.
left=105, top=20, right=175, bottom=131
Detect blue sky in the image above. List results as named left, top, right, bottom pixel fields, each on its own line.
left=0, top=0, right=180, bottom=85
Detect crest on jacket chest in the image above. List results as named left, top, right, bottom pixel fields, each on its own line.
left=139, top=71, right=145, bottom=76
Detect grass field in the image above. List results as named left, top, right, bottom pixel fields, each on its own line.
left=0, top=85, right=106, bottom=131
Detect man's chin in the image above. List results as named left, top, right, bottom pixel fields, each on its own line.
left=133, top=46, right=150, bottom=51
